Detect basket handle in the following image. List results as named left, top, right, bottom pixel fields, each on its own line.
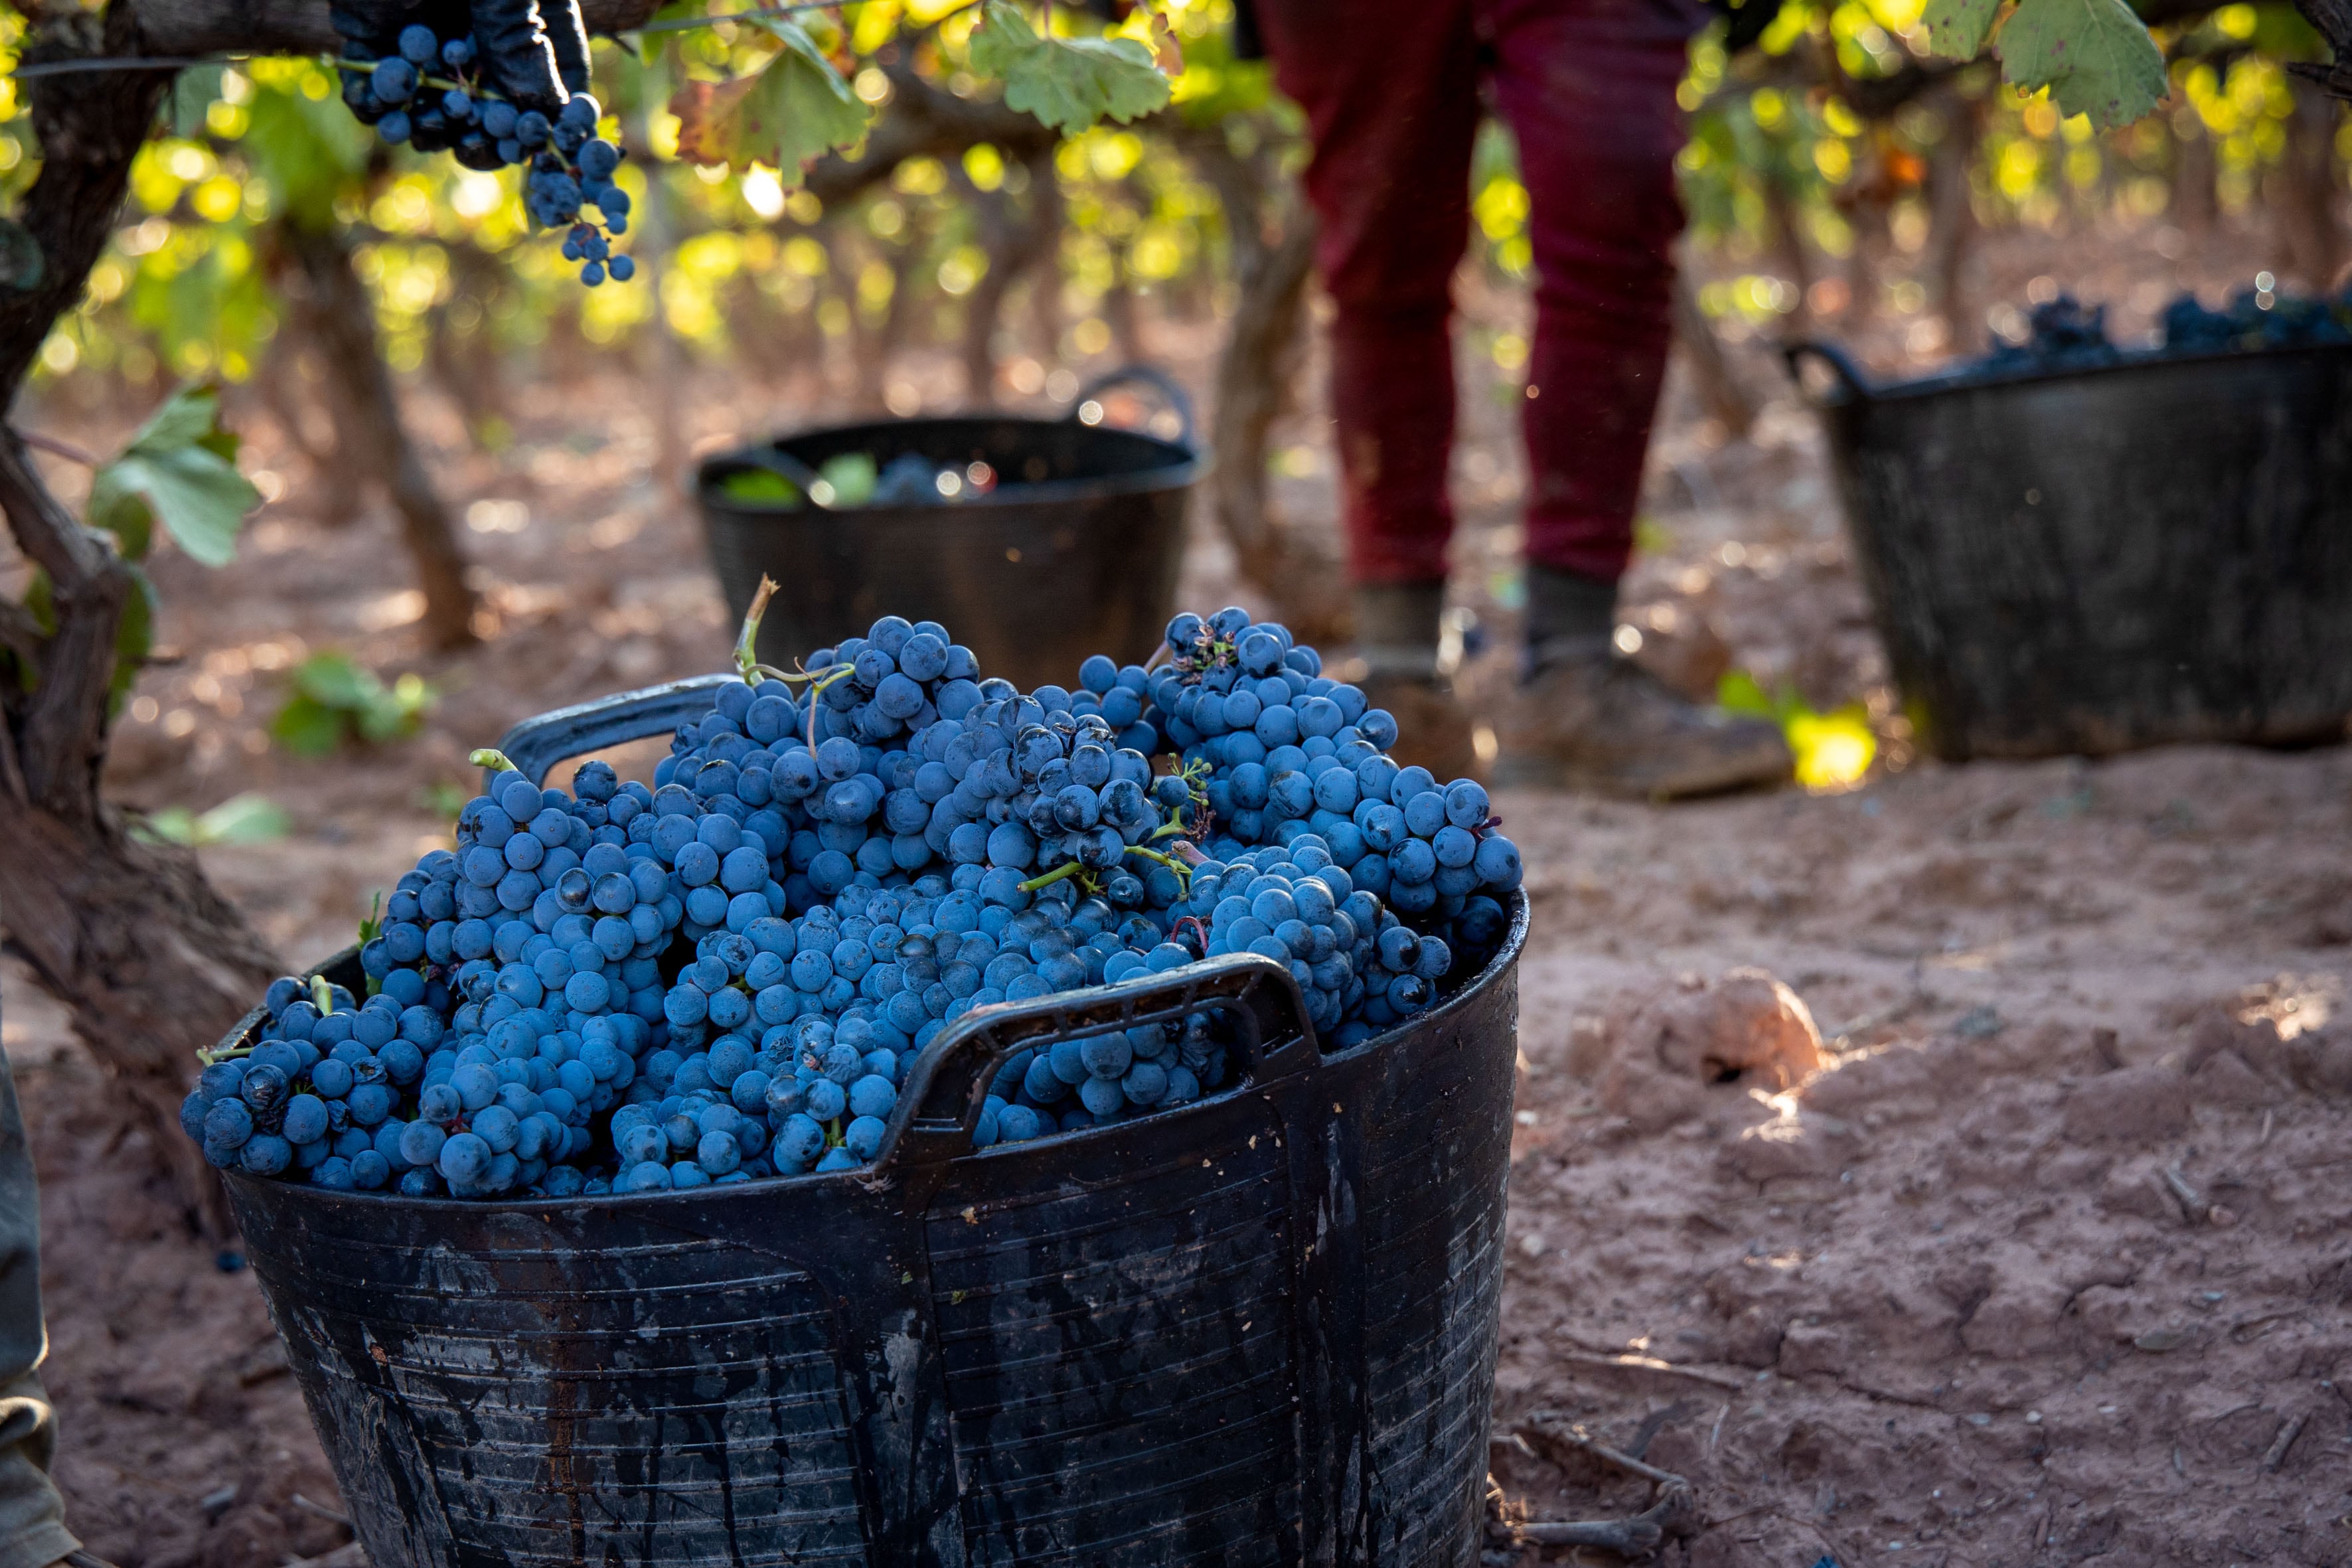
left=1782, top=340, right=1873, bottom=403
left=867, top=952, right=1316, bottom=1186
left=1070, top=362, right=1198, bottom=452
left=488, top=673, right=736, bottom=793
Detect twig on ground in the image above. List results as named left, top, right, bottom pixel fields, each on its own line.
left=2260, top=1411, right=2308, bottom=1472
left=281, top=1543, right=368, bottom=1568
left=1503, top=1484, right=1696, bottom=1555
left=1522, top=1409, right=1687, bottom=1487
left=1553, top=1347, right=1751, bottom=1392
left=1486, top=1411, right=1703, bottom=1558
left=1826, top=989, right=1931, bottom=1052
left=290, top=1493, right=353, bottom=1529
left=2161, top=1163, right=2210, bottom=1224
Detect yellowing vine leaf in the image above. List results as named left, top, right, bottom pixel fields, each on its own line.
left=1995, top=0, right=2168, bottom=128
left=1146, top=12, right=1185, bottom=76
left=86, top=384, right=260, bottom=569
left=669, top=19, right=870, bottom=177
left=967, top=0, right=1171, bottom=133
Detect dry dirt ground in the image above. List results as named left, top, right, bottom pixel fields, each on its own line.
left=5, top=218, right=2349, bottom=1568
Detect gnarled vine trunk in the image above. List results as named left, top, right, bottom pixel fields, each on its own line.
left=956, top=145, right=1062, bottom=402
left=0, top=11, right=284, bottom=1231
left=1174, top=123, right=1346, bottom=647
left=275, top=222, right=480, bottom=650
left=0, top=430, right=278, bottom=1237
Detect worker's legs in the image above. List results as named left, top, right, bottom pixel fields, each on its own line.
left=0, top=1048, right=78, bottom=1568
left=1255, top=0, right=1483, bottom=674
left=1484, top=0, right=1693, bottom=656
left=1478, top=0, right=1790, bottom=795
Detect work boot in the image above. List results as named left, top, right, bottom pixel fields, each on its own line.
left=1498, top=637, right=1792, bottom=799
left=1346, top=580, right=1482, bottom=781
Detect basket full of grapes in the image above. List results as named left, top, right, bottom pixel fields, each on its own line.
left=198, top=595, right=1527, bottom=1565
left=1787, top=283, right=2352, bottom=761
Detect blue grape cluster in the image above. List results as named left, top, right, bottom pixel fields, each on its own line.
left=1974, top=286, right=2352, bottom=375
left=2160, top=287, right=2352, bottom=353
left=336, top=24, right=633, bottom=286
left=187, top=605, right=1522, bottom=1198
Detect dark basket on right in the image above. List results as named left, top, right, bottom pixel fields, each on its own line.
left=1787, top=340, right=2352, bottom=760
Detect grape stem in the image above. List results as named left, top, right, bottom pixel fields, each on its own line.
left=1123, top=844, right=1192, bottom=888
left=332, top=54, right=504, bottom=100
left=733, top=574, right=779, bottom=682
left=803, top=663, right=855, bottom=751
left=309, top=974, right=335, bottom=1016
left=471, top=747, right=520, bottom=773
left=1017, top=860, right=1086, bottom=893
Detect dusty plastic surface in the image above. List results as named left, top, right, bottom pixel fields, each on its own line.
left=226, top=681, right=1524, bottom=1567
left=1788, top=339, right=2352, bottom=760
left=695, top=367, right=1202, bottom=691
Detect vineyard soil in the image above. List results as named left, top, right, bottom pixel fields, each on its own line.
left=5, top=221, right=2349, bottom=1566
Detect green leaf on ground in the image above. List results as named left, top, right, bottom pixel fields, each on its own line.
left=1922, top=0, right=2005, bottom=58
left=138, top=792, right=293, bottom=847
left=1996, top=0, right=2168, bottom=127
left=270, top=694, right=347, bottom=757
left=668, top=19, right=870, bottom=177
left=292, top=649, right=378, bottom=710
left=1715, top=670, right=1877, bottom=791
left=273, top=651, right=435, bottom=755
left=968, top=0, right=1170, bottom=133
left=86, top=384, right=260, bottom=568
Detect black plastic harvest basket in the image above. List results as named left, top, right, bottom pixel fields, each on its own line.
left=1786, top=339, right=2352, bottom=760
left=697, top=368, right=1203, bottom=692
left=220, top=676, right=1527, bottom=1568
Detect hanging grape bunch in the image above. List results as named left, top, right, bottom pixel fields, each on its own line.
left=331, top=0, right=635, bottom=285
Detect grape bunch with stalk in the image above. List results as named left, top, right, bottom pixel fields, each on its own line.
left=329, top=0, right=633, bottom=285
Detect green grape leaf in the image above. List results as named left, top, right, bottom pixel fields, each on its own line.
left=169, top=63, right=226, bottom=139
left=669, top=19, right=870, bottom=177
left=86, top=384, right=260, bottom=568
left=110, top=563, right=158, bottom=712
left=1996, top=0, right=2167, bottom=127
left=240, top=80, right=375, bottom=231
left=967, top=0, right=1171, bottom=133
left=0, top=216, right=43, bottom=293
left=1922, top=0, right=2004, bottom=57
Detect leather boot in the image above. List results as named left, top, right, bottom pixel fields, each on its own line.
left=1498, top=637, right=1791, bottom=799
